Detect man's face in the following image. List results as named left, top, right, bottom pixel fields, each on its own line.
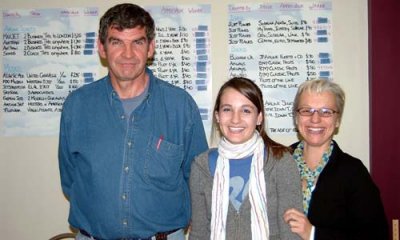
left=98, top=26, right=155, bottom=84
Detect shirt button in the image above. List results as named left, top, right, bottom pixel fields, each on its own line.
left=121, top=115, right=125, bottom=120
left=122, top=220, right=128, bottom=226
left=124, top=166, right=129, bottom=172
left=127, top=141, right=132, bottom=147
left=122, top=194, right=127, bottom=200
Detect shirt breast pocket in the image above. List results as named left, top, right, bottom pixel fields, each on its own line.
left=144, top=135, right=184, bottom=189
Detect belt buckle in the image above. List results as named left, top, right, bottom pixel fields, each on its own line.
left=155, top=232, right=168, bottom=240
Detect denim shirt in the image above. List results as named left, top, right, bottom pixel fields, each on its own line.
left=58, top=68, right=208, bottom=239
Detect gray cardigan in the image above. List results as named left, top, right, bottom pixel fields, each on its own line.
left=189, top=149, right=302, bottom=240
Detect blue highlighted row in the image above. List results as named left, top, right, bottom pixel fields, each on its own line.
left=197, top=25, right=208, bottom=31
left=197, top=62, right=207, bottom=72
left=197, top=73, right=207, bottom=79
left=85, top=44, right=95, bottom=49
left=197, top=55, right=208, bottom=61
left=319, top=52, right=329, bottom=58
left=85, top=38, right=95, bottom=44
left=319, top=71, right=330, bottom=77
left=84, top=72, right=94, bottom=83
left=196, top=43, right=206, bottom=49
left=200, top=114, right=208, bottom=121
left=83, top=50, right=94, bottom=55
left=317, top=17, right=328, bottom=24
left=196, top=80, right=206, bottom=85
left=320, top=58, right=331, bottom=64
left=199, top=108, right=208, bottom=114
left=195, top=32, right=206, bottom=37
left=196, top=38, right=206, bottom=44
left=86, top=32, right=96, bottom=37
left=196, top=49, right=207, bottom=55
left=197, top=85, right=207, bottom=91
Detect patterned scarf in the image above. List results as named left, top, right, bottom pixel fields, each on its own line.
left=211, top=132, right=269, bottom=240
left=293, top=140, right=333, bottom=214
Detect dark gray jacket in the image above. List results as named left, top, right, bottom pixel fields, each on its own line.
left=189, top=149, right=302, bottom=240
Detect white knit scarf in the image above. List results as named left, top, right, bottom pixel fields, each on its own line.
left=211, top=132, right=269, bottom=240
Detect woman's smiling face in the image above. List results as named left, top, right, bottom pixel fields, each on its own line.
left=296, top=91, right=340, bottom=150
left=215, top=87, right=262, bottom=144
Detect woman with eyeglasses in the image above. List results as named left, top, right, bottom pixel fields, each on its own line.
left=283, top=79, right=388, bottom=239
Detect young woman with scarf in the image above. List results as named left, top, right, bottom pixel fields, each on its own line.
left=189, top=77, right=302, bottom=240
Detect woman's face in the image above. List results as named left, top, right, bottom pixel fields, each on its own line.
left=296, top=91, right=340, bottom=150
left=215, top=87, right=262, bottom=144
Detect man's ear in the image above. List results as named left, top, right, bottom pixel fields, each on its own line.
left=98, top=38, right=107, bottom=59
left=147, top=39, right=156, bottom=59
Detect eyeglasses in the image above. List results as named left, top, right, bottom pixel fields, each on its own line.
left=296, top=107, right=338, bottom=117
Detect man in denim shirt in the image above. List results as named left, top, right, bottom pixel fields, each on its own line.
left=58, top=4, right=208, bottom=240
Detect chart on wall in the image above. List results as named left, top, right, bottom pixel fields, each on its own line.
left=1, top=8, right=100, bottom=136
left=228, top=1, right=333, bottom=134
left=1, top=5, right=212, bottom=137
left=145, top=4, right=212, bottom=136
left=1, top=3, right=329, bottom=136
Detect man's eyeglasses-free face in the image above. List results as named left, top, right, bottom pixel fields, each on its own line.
left=296, top=107, right=338, bottom=118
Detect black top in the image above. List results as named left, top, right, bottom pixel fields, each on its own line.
left=291, top=140, right=388, bottom=239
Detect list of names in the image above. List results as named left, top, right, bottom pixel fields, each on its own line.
left=228, top=2, right=333, bottom=134
left=1, top=8, right=99, bottom=136
left=146, top=5, right=213, bottom=133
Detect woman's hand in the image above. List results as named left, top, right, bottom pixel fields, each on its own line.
left=283, top=208, right=313, bottom=240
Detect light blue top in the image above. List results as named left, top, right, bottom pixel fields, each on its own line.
left=208, top=149, right=252, bottom=211
left=59, top=68, right=208, bottom=239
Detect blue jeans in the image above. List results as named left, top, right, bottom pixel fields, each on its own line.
left=75, top=229, right=185, bottom=240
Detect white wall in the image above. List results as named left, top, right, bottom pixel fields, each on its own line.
left=0, top=0, right=369, bottom=239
